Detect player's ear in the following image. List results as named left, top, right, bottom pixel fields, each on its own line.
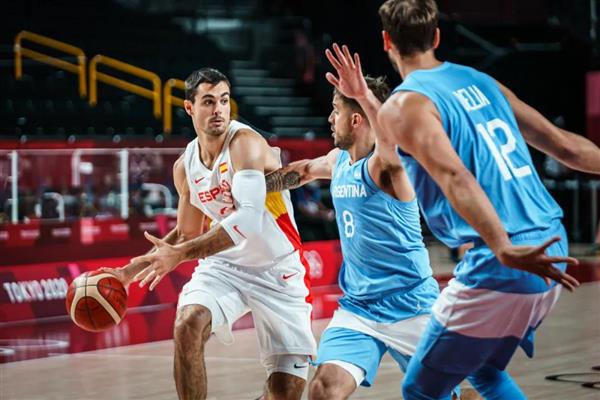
left=432, top=28, right=441, bottom=50
left=351, top=112, right=363, bottom=128
left=382, top=30, right=392, bottom=52
left=184, top=99, right=194, bottom=116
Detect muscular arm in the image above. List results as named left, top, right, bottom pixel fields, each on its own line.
left=378, top=92, right=579, bottom=290
left=114, top=155, right=206, bottom=284
left=499, top=82, right=600, bottom=174
left=357, top=91, right=415, bottom=201
left=164, top=130, right=271, bottom=259
left=355, top=89, right=415, bottom=201
left=132, top=131, right=271, bottom=289
left=378, top=92, right=512, bottom=253
left=265, top=149, right=339, bottom=192
left=324, top=43, right=414, bottom=201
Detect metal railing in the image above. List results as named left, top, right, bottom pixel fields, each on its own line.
left=89, top=54, right=162, bottom=118
left=163, top=78, right=185, bottom=134
left=14, top=31, right=87, bottom=98
left=1, top=148, right=182, bottom=223
left=13, top=31, right=242, bottom=136
left=141, top=183, right=174, bottom=215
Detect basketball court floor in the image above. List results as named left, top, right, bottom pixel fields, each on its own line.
left=2, top=249, right=599, bottom=399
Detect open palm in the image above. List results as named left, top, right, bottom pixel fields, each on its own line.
left=497, top=237, right=580, bottom=291
left=130, top=231, right=186, bottom=291
left=325, top=43, right=369, bottom=99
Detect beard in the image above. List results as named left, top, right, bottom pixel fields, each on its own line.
left=334, top=131, right=355, bottom=150
left=203, top=117, right=228, bottom=137
left=205, top=125, right=227, bottom=137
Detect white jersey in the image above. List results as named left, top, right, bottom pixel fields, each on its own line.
left=183, top=120, right=302, bottom=267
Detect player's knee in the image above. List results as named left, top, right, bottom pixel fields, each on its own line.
left=468, top=366, right=525, bottom=399
left=402, top=374, right=428, bottom=400
left=174, top=305, right=212, bottom=344
left=308, top=377, right=327, bottom=400
left=308, top=376, right=344, bottom=400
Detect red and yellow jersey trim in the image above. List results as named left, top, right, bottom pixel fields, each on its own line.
left=264, top=192, right=301, bottom=249
left=265, top=192, right=312, bottom=304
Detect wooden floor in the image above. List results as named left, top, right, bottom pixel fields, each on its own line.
left=2, top=282, right=599, bottom=400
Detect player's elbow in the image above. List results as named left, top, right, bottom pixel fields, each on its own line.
left=221, top=205, right=264, bottom=244
left=553, top=137, right=579, bottom=167
left=221, top=169, right=266, bottom=243
left=237, top=205, right=265, bottom=235
left=376, top=106, right=395, bottom=140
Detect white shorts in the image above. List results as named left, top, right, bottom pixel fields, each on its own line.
left=416, top=278, right=563, bottom=373
left=178, top=251, right=317, bottom=367
left=316, top=308, right=430, bottom=386
left=327, top=308, right=430, bottom=356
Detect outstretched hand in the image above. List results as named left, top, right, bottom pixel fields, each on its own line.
left=129, top=231, right=186, bottom=291
left=98, top=266, right=132, bottom=288
left=496, top=236, right=580, bottom=291
left=325, top=43, right=369, bottom=100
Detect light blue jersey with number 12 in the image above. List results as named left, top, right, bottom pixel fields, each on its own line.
left=394, top=62, right=564, bottom=293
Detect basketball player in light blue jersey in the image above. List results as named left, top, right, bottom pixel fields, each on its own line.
left=265, top=77, right=466, bottom=399
left=325, top=0, right=600, bottom=398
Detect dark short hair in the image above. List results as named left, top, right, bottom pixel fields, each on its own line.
left=334, top=75, right=390, bottom=115
left=379, top=0, right=438, bottom=57
left=184, top=67, right=231, bottom=102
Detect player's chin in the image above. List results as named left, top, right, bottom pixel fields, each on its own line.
left=206, top=126, right=227, bottom=137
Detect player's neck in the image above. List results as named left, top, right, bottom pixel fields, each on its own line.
left=348, top=130, right=375, bottom=163
left=397, top=52, right=442, bottom=79
left=196, top=130, right=228, bottom=169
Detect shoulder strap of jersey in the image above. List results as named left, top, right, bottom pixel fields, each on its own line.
left=332, top=149, right=348, bottom=175
left=182, top=138, right=198, bottom=188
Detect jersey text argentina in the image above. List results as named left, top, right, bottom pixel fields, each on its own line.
left=330, top=150, right=438, bottom=322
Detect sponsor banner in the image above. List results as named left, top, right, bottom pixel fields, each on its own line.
left=0, top=241, right=344, bottom=324
left=0, top=216, right=177, bottom=265
left=0, top=257, right=196, bottom=323
left=0, top=216, right=175, bottom=249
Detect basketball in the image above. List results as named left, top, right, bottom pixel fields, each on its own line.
left=65, top=270, right=128, bottom=332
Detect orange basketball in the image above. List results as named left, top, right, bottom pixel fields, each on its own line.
left=65, top=270, right=128, bottom=332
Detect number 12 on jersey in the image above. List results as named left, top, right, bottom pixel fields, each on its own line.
left=476, top=118, right=532, bottom=181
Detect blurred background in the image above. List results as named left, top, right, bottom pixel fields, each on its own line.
left=0, top=0, right=599, bottom=361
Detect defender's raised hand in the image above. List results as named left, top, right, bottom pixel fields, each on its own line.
left=325, top=43, right=369, bottom=100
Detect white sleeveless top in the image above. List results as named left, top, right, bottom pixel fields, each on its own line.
left=182, top=120, right=302, bottom=267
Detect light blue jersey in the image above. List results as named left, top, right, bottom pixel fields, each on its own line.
left=393, top=62, right=565, bottom=293
left=330, top=150, right=438, bottom=322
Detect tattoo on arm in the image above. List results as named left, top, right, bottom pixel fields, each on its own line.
left=181, top=225, right=235, bottom=260
left=265, top=170, right=301, bottom=192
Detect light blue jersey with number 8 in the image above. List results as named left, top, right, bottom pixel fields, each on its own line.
left=330, top=151, right=438, bottom=323
left=394, top=62, right=562, bottom=250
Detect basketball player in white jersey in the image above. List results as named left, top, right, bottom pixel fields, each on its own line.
left=105, top=68, right=316, bottom=400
